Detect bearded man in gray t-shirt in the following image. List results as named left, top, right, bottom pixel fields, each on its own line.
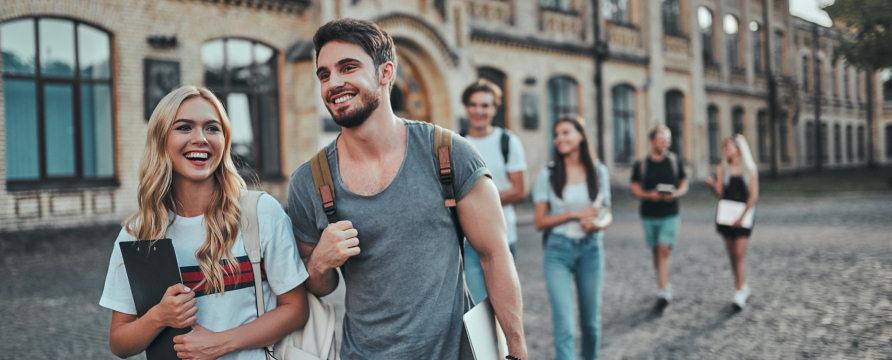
left=287, top=19, right=528, bottom=360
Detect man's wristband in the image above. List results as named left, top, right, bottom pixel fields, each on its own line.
left=506, top=356, right=521, bottom=360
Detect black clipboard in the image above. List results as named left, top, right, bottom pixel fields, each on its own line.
left=120, top=239, right=191, bottom=360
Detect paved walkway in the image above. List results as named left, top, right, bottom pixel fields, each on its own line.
left=1, top=170, right=890, bottom=359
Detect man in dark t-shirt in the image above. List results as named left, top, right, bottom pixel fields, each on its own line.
left=630, top=125, right=688, bottom=305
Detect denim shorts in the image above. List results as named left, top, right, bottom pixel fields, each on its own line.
left=641, top=215, right=680, bottom=248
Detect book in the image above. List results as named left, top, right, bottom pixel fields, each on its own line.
left=119, top=239, right=191, bottom=360
left=463, top=298, right=508, bottom=360
left=715, top=200, right=755, bottom=229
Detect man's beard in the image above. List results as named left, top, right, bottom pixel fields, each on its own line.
left=328, top=90, right=380, bottom=129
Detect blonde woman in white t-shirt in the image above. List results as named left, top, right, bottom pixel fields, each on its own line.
left=533, top=115, right=611, bottom=360
left=99, top=86, right=309, bottom=359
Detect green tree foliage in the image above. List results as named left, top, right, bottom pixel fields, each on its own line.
left=824, top=0, right=892, bottom=69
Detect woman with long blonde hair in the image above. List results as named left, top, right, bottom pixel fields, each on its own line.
left=706, top=134, right=759, bottom=309
left=99, top=85, right=308, bottom=359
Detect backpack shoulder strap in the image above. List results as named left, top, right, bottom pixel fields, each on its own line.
left=309, top=148, right=337, bottom=224
left=238, top=189, right=276, bottom=357
left=638, top=157, right=647, bottom=181
left=433, top=125, right=464, bottom=255
left=667, top=152, right=679, bottom=182
left=500, top=128, right=511, bottom=164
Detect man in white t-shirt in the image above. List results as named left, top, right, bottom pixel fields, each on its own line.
left=460, top=79, right=528, bottom=304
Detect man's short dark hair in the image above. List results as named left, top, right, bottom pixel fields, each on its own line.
left=313, top=18, right=397, bottom=69
left=461, top=79, right=503, bottom=107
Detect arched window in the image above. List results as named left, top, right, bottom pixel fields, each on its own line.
left=611, top=84, right=635, bottom=163
left=750, top=21, right=763, bottom=74
left=201, top=38, right=280, bottom=177
left=846, top=124, right=853, bottom=161
left=662, top=0, right=682, bottom=36
left=757, top=110, right=768, bottom=163
left=665, top=90, right=685, bottom=158
left=478, top=66, right=508, bottom=128
left=547, top=76, right=579, bottom=130
left=707, top=105, right=720, bottom=164
left=724, top=15, right=741, bottom=70
left=821, top=123, right=828, bottom=163
left=732, top=107, right=745, bottom=135
left=1, top=17, right=114, bottom=187
left=605, top=0, right=631, bottom=24
left=698, top=7, right=715, bottom=65
left=834, top=124, right=842, bottom=164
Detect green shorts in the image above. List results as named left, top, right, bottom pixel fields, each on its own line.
left=642, top=215, right=680, bottom=248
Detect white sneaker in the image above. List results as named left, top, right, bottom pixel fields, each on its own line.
left=657, top=284, right=673, bottom=303
left=733, top=284, right=750, bottom=309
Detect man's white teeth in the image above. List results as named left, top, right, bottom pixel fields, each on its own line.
left=334, top=95, right=354, bottom=104
left=186, top=152, right=208, bottom=160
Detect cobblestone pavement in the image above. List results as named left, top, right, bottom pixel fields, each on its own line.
left=1, top=170, right=890, bottom=359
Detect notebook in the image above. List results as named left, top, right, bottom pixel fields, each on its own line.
left=119, top=239, right=191, bottom=360
left=715, top=200, right=755, bottom=229
left=463, top=298, right=508, bottom=360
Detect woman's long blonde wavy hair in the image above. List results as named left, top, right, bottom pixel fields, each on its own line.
left=124, top=85, right=246, bottom=295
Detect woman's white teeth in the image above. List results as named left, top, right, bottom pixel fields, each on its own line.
left=186, top=152, right=208, bottom=160
left=334, top=94, right=354, bottom=104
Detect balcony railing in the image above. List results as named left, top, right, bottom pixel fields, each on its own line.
left=539, top=7, right=585, bottom=40
left=468, top=0, right=513, bottom=27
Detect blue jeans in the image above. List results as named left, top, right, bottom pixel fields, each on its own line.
left=463, top=241, right=517, bottom=304
left=544, top=232, right=604, bottom=360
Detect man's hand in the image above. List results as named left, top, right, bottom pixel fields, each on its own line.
left=309, top=220, right=360, bottom=273
left=173, top=325, right=229, bottom=360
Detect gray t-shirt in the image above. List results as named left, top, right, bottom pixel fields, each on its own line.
left=287, top=120, right=489, bottom=359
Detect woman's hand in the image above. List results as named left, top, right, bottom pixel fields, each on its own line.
left=572, top=207, right=599, bottom=220
left=580, top=217, right=602, bottom=233
left=173, top=325, right=231, bottom=360
left=149, top=284, right=197, bottom=329
left=732, top=217, right=744, bottom=228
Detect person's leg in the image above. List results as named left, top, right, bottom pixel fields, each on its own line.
left=642, top=217, right=661, bottom=286
left=576, top=233, right=604, bottom=360
left=732, top=237, right=749, bottom=290
left=655, top=244, right=671, bottom=290
left=462, top=241, right=487, bottom=304
left=543, top=234, right=577, bottom=360
left=656, top=216, right=680, bottom=290
left=723, top=237, right=737, bottom=284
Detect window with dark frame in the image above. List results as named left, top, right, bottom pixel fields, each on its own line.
left=751, top=21, right=763, bottom=74
left=708, top=105, right=720, bottom=164
left=846, top=124, right=853, bottom=161
left=805, top=121, right=815, bottom=165
left=834, top=124, right=842, bottom=164
left=885, top=125, right=892, bottom=159
left=612, top=84, right=635, bottom=164
left=732, top=107, right=745, bottom=135
left=547, top=76, right=579, bottom=132
left=478, top=66, right=508, bottom=129
left=665, top=90, right=685, bottom=159
left=201, top=38, right=281, bottom=179
left=821, top=123, right=828, bottom=163
left=757, top=110, right=768, bottom=163
left=605, top=0, right=631, bottom=24
left=780, top=115, right=790, bottom=163
left=1, top=17, right=115, bottom=189
left=857, top=125, right=865, bottom=161
left=698, top=7, right=715, bottom=66
left=662, top=0, right=683, bottom=36
left=724, top=14, right=741, bottom=70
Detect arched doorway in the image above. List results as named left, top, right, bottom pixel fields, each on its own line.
left=390, top=48, right=430, bottom=122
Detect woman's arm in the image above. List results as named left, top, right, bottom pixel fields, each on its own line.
left=172, top=286, right=308, bottom=359
left=109, top=284, right=197, bottom=358
left=534, top=202, right=588, bottom=231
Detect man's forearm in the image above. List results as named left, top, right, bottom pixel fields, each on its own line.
left=304, top=256, right=339, bottom=296
left=479, top=249, right=527, bottom=358
left=498, top=188, right=525, bottom=205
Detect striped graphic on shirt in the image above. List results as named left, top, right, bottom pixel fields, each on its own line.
left=180, top=255, right=266, bottom=297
